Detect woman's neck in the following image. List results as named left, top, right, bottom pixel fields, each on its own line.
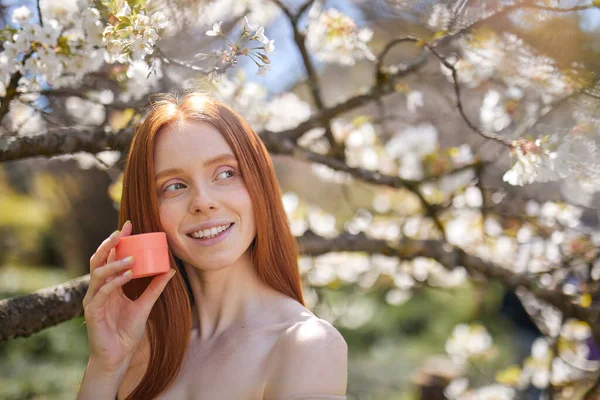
left=183, top=254, right=281, bottom=341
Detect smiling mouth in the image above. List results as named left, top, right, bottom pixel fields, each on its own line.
left=186, top=223, right=234, bottom=240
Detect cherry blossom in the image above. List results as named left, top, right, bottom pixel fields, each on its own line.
left=306, top=8, right=375, bottom=66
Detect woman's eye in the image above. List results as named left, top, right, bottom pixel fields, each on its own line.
left=164, top=182, right=186, bottom=192
left=216, top=169, right=236, bottom=180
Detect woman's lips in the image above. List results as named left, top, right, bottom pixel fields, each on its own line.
left=186, top=223, right=234, bottom=246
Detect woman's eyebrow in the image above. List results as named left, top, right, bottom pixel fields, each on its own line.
left=203, top=153, right=237, bottom=168
left=155, top=167, right=184, bottom=182
left=155, top=153, right=237, bottom=181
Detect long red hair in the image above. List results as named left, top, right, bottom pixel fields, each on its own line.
left=118, top=92, right=304, bottom=399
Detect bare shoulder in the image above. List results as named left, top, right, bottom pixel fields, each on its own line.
left=264, top=299, right=348, bottom=399
left=279, top=316, right=347, bottom=355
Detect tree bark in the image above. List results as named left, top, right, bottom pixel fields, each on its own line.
left=0, top=275, right=89, bottom=341
left=1, top=231, right=599, bottom=343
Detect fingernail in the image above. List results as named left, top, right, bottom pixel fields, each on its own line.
left=123, top=220, right=131, bottom=229
left=171, top=269, right=177, bottom=277
left=122, top=269, right=132, bottom=277
left=122, top=256, right=134, bottom=263
left=110, top=230, right=120, bottom=239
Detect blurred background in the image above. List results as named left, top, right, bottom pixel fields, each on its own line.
left=1, top=0, right=600, bottom=399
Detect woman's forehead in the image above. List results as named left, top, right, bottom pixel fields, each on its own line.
left=154, top=120, right=235, bottom=168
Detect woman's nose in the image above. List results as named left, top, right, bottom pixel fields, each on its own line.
left=189, top=189, right=219, bottom=214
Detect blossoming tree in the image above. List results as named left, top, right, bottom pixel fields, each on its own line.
left=0, top=0, right=599, bottom=398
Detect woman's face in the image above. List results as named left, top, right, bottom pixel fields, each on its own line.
left=153, top=119, right=256, bottom=271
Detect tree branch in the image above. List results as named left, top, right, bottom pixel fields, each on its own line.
left=440, top=1, right=598, bottom=45
left=0, top=72, right=24, bottom=123
left=278, top=49, right=429, bottom=141
left=0, top=49, right=428, bottom=163
left=0, top=275, right=89, bottom=341
left=37, top=0, right=43, bottom=26
left=0, top=126, right=133, bottom=162
left=36, top=89, right=148, bottom=111
left=2, top=232, right=599, bottom=343
left=296, top=0, right=317, bottom=21
left=425, top=44, right=511, bottom=147
left=270, top=0, right=338, bottom=153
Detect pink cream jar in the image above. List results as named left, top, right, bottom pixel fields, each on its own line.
left=115, top=232, right=170, bottom=278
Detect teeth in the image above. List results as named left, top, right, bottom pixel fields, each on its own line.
left=190, top=224, right=231, bottom=239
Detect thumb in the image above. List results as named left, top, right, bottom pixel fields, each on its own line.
left=137, top=269, right=176, bottom=316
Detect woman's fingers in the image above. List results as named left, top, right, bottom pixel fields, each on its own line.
left=89, top=230, right=121, bottom=272
left=90, top=220, right=132, bottom=273
left=107, top=248, right=116, bottom=265
left=84, top=257, right=135, bottom=308
left=85, top=269, right=135, bottom=313
left=136, top=269, right=176, bottom=317
left=120, top=220, right=133, bottom=237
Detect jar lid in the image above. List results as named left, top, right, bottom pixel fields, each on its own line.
left=116, top=232, right=168, bottom=252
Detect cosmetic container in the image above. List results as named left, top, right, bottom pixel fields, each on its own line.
left=115, top=232, right=170, bottom=278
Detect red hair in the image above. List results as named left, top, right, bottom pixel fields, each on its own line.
left=118, top=92, right=305, bottom=399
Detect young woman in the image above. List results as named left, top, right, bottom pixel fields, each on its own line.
left=77, top=92, right=348, bottom=400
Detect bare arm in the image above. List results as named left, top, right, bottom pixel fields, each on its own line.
left=77, top=357, right=129, bottom=400
left=77, top=220, right=172, bottom=400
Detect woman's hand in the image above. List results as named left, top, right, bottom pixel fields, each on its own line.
left=82, top=220, right=175, bottom=373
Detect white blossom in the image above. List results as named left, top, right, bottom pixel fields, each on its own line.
left=385, top=289, right=412, bottom=306
left=428, top=4, right=451, bottom=31
left=12, top=6, right=33, bottom=25
left=116, top=2, right=131, bottom=17
left=306, top=8, right=374, bottom=66
left=263, top=39, right=275, bottom=53
left=445, top=377, right=469, bottom=399
left=83, top=8, right=104, bottom=47
left=445, top=323, right=493, bottom=364
left=151, top=12, right=168, bottom=30
left=503, top=138, right=560, bottom=186
left=406, top=90, right=424, bottom=114
left=459, top=384, right=515, bottom=400
left=244, top=16, right=258, bottom=32
left=480, top=90, right=511, bottom=132
left=385, top=123, right=439, bottom=179
left=206, top=21, right=223, bottom=36
left=65, top=96, right=105, bottom=125
left=119, top=59, right=163, bottom=102
left=256, top=64, right=270, bottom=76
left=264, top=92, right=311, bottom=132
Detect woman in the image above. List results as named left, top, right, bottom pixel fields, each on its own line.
left=77, top=93, right=348, bottom=399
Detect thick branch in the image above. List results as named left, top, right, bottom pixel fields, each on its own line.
left=297, top=231, right=600, bottom=343
left=2, top=232, right=599, bottom=343
left=0, top=71, right=24, bottom=123
left=37, top=89, right=148, bottom=111
left=0, top=126, right=133, bottom=162
left=0, top=275, right=89, bottom=341
left=0, top=50, right=429, bottom=164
